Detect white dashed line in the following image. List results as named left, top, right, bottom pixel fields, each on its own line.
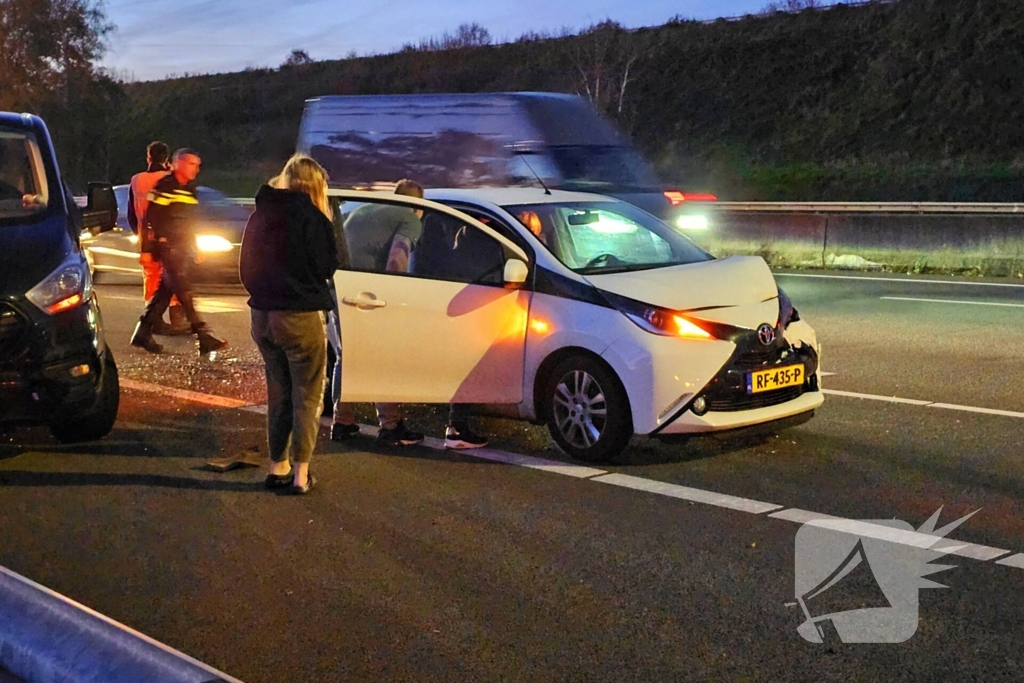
left=775, top=273, right=1024, bottom=288
left=822, top=389, right=932, bottom=406
left=121, top=381, right=1024, bottom=570
left=881, top=296, right=1024, bottom=308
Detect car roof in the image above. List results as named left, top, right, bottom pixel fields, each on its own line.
left=425, top=187, right=618, bottom=207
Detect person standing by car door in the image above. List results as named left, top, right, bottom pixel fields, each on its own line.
left=130, top=148, right=228, bottom=356
left=127, top=141, right=189, bottom=336
left=331, top=179, right=426, bottom=447
left=240, top=154, right=339, bottom=494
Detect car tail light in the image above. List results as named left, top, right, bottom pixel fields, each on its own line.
left=664, top=191, right=719, bottom=205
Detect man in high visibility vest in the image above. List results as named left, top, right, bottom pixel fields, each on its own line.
left=127, top=141, right=189, bottom=335
left=130, top=148, right=228, bottom=356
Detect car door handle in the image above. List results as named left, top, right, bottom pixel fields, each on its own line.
left=342, top=293, right=387, bottom=309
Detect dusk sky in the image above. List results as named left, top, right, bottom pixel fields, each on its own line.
left=100, top=0, right=838, bottom=81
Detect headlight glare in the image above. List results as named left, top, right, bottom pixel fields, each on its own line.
left=196, top=234, right=234, bottom=253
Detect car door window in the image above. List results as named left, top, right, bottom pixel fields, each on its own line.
left=339, top=200, right=508, bottom=286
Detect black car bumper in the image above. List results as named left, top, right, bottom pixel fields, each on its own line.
left=0, top=296, right=107, bottom=426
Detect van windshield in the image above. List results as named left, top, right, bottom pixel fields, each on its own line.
left=546, top=145, right=662, bottom=193
left=0, top=128, right=49, bottom=223
left=503, top=200, right=712, bottom=275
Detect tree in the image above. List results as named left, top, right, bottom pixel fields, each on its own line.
left=406, top=22, right=493, bottom=52
left=761, top=0, right=821, bottom=12
left=281, top=48, right=314, bottom=68
left=0, top=0, right=113, bottom=111
left=570, top=21, right=643, bottom=117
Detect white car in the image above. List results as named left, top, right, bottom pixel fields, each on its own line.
left=330, top=188, right=823, bottom=462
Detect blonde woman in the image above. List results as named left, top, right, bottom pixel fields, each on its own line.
left=240, top=154, right=338, bottom=494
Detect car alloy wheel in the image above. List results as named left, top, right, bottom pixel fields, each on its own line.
left=553, top=369, right=607, bottom=450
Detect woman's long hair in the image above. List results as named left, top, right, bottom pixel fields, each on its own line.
left=271, top=154, right=332, bottom=220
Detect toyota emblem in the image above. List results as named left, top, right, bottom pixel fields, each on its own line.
left=757, top=323, right=776, bottom=346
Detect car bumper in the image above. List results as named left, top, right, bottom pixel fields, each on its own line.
left=655, top=389, right=824, bottom=435
left=0, top=296, right=107, bottom=426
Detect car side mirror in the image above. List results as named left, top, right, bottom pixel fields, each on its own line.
left=503, top=259, right=529, bottom=287
left=81, top=182, right=117, bottom=234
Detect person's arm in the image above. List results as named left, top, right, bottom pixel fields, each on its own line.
left=311, top=214, right=340, bottom=280
left=127, top=185, right=138, bottom=232
left=384, top=211, right=422, bottom=273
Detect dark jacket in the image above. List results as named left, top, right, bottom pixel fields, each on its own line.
left=240, top=185, right=339, bottom=311
left=146, top=173, right=198, bottom=248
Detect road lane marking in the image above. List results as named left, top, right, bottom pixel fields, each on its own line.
left=881, top=296, right=1024, bottom=308
left=775, top=273, right=1024, bottom=288
left=823, top=389, right=1024, bottom=419
left=819, top=372, right=836, bottom=377
left=120, top=379, right=255, bottom=409
left=822, top=389, right=932, bottom=406
left=768, top=510, right=1009, bottom=561
left=119, top=381, right=1024, bottom=570
left=592, top=473, right=782, bottom=514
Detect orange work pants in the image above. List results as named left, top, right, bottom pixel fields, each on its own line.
left=141, top=253, right=179, bottom=306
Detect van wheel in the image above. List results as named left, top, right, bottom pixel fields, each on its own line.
left=544, top=355, right=632, bottom=463
left=50, top=353, right=120, bottom=443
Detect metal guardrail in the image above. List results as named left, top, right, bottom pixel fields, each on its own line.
left=228, top=197, right=1024, bottom=215
left=0, top=564, right=242, bottom=683
left=701, top=202, right=1024, bottom=214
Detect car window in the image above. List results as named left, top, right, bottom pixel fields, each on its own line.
left=114, top=186, right=129, bottom=217
left=503, top=200, right=712, bottom=275
left=339, top=200, right=508, bottom=286
left=197, top=187, right=251, bottom=221
left=0, top=128, right=50, bottom=223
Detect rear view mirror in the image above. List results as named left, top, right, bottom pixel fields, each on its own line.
left=567, top=211, right=599, bottom=226
left=81, top=182, right=117, bottom=233
left=503, top=259, right=529, bottom=287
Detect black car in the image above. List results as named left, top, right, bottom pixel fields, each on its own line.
left=0, top=112, right=120, bottom=442
left=80, top=184, right=251, bottom=282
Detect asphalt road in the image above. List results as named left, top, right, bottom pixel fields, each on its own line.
left=1, top=270, right=1023, bottom=682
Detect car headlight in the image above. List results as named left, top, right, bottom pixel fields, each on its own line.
left=602, top=291, right=715, bottom=340
left=778, top=287, right=800, bottom=328
left=675, top=214, right=708, bottom=231
left=26, top=253, right=91, bottom=315
left=196, top=234, right=234, bottom=253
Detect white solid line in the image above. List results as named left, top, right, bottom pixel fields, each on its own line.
left=822, top=389, right=932, bottom=406
left=128, top=382, right=1023, bottom=568
left=120, top=379, right=254, bottom=409
left=819, top=372, right=836, bottom=377
left=996, top=554, right=1024, bottom=569
left=929, top=403, right=1024, bottom=419
left=592, top=473, right=782, bottom=514
left=881, top=296, right=1024, bottom=308
left=823, top=388, right=1024, bottom=419
left=771, top=510, right=1009, bottom=561
left=775, top=273, right=1024, bottom=288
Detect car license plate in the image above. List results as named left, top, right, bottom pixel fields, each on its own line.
left=747, top=365, right=804, bottom=394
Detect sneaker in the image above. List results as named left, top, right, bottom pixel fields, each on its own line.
left=444, top=424, right=489, bottom=450
left=331, top=422, right=360, bottom=442
left=264, top=469, right=293, bottom=490
left=377, top=421, right=424, bottom=447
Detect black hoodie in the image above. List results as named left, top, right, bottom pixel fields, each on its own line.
left=240, top=185, right=339, bottom=311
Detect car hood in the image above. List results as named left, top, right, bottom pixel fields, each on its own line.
left=0, top=214, right=73, bottom=296
left=585, top=255, right=781, bottom=330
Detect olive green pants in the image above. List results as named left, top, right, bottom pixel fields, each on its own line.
left=252, top=310, right=327, bottom=464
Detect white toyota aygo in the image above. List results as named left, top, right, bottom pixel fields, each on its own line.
left=329, top=188, right=824, bottom=463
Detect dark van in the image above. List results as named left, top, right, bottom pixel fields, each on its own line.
left=296, top=92, right=714, bottom=229
left=0, top=112, right=120, bottom=442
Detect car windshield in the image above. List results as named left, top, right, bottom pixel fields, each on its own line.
left=0, top=128, right=50, bottom=223
left=546, top=145, right=662, bottom=193
left=197, top=187, right=251, bottom=221
left=503, top=200, right=712, bottom=275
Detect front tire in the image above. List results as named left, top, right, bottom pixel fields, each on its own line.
left=50, top=353, right=120, bottom=443
left=543, top=355, right=632, bottom=463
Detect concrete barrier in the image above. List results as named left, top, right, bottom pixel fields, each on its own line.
left=0, top=565, right=242, bottom=683
left=693, top=210, right=1024, bottom=276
